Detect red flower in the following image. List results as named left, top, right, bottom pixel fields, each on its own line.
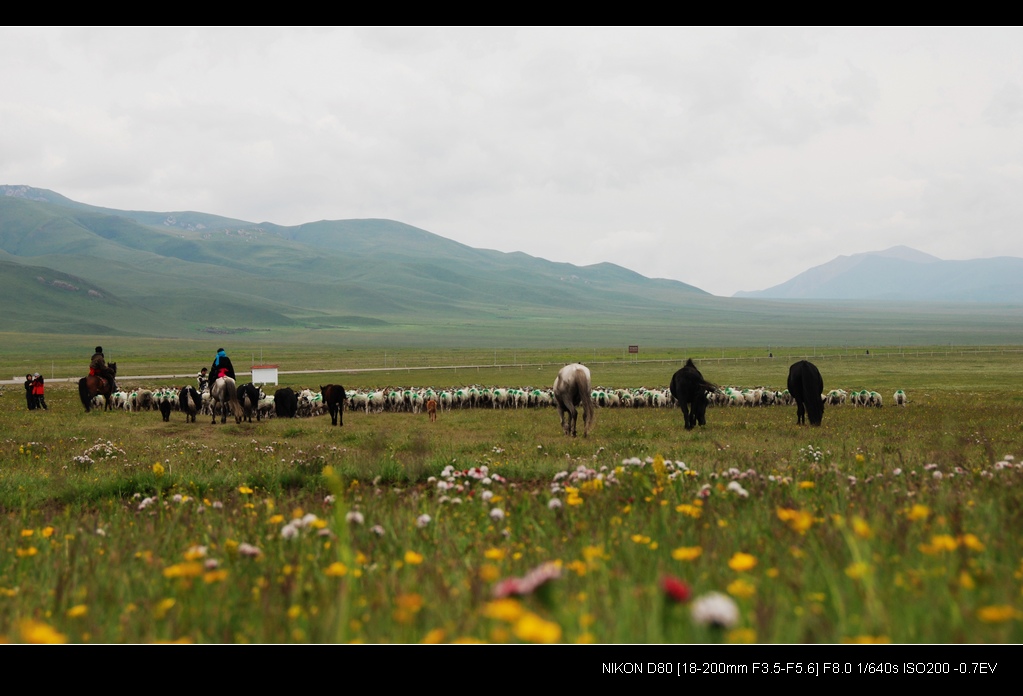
left=660, top=575, right=692, bottom=604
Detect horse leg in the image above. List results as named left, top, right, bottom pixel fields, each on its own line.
left=796, top=400, right=806, bottom=425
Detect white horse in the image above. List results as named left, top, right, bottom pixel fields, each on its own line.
left=210, top=377, right=244, bottom=424
left=553, top=363, right=595, bottom=437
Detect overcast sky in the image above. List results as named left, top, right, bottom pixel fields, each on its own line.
left=3, top=27, right=1022, bottom=296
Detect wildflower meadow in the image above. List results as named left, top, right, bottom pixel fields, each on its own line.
left=1, top=346, right=1022, bottom=646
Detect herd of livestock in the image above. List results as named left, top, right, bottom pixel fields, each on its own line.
left=85, top=376, right=908, bottom=422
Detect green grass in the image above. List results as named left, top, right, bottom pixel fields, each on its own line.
left=1, top=346, right=1022, bottom=643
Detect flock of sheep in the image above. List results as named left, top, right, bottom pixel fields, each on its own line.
left=88, top=382, right=908, bottom=420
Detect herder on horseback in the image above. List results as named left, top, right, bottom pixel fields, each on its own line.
left=90, top=346, right=118, bottom=393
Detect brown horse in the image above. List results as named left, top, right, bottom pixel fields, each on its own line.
left=320, top=384, right=347, bottom=426
left=79, top=362, right=117, bottom=412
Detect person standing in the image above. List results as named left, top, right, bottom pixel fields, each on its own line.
left=24, top=374, right=37, bottom=410
left=197, top=367, right=209, bottom=393
left=32, top=373, right=47, bottom=410
left=210, top=348, right=236, bottom=381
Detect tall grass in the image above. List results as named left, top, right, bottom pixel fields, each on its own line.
left=1, top=350, right=1021, bottom=643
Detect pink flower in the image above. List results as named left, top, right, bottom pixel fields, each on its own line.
left=492, top=562, right=561, bottom=598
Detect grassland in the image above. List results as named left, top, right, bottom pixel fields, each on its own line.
left=1, top=343, right=1022, bottom=645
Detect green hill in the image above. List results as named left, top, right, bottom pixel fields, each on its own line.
left=3, top=185, right=1023, bottom=347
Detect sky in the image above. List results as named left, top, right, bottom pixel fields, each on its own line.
left=3, top=26, right=1023, bottom=297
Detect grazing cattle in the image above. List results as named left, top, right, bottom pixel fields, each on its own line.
left=179, top=386, right=202, bottom=423
left=158, top=395, right=173, bottom=422
left=426, top=398, right=438, bottom=422
left=274, top=387, right=299, bottom=419
left=237, top=383, right=263, bottom=422
left=210, top=377, right=244, bottom=425
left=787, top=360, right=825, bottom=426
left=321, top=384, right=347, bottom=426
left=894, top=389, right=907, bottom=407
left=553, top=363, right=595, bottom=437
left=669, top=359, right=719, bottom=430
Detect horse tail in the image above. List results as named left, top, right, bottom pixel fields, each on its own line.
left=79, top=377, right=91, bottom=412
left=580, top=385, right=595, bottom=436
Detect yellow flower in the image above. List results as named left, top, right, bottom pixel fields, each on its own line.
left=977, top=605, right=1019, bottom=623
left=845, top=562, right=870, bottom=580
left=798, top=481, right=815, bottom=489
left=777, top=508, right=814, bottom=533
left=513, top=612, right=562, bottom=644
left=66, top=604, right=88, bottom=618
left=958, top=571, right=975, bottom=590
left=484, top=548, right=506, bottom=561
left=727, top=578, right=756, bottom=598
left=268, top=514, right=285, bottom=525
left=41, top=527, right=55, bottom=538
left=479, top=564, right=501, bottom=581
left=842, top=635, right=891, bottom=644
left=565, top=560, right=587, bottom=576
left=582, top=545, right=605, bottom=562
left=203, top=569, right=229, bottom=584
left=20, top=529, right=34, bottom=538
left=421, top=628, right=446, bottom=644
left=959, top=533, right=985, bottom=552
left=675, top=504, right=702, bottom=518
left=18, top=619, right=66, bottom=644
left=852, top=516, right=872, bottom=539
left=163, top=562, right=203, bottom=579
left=855, top=454, right=865, bottom=463
left=728, top=552, right=757, bottom=572
left=238, top=485, right=253, bottom=495
left=16, top=547, right=38, bottom=558
left=906, top=504, right=930, bottom=521
left=483, top=598, right=526, bottom=622
left=154, top=598, right=176, bottom=620
left=919, top=534, right=958, bottom=555
left=152, top=463, right=165, bottom=477
left=671, top=546, right=703, bottom=561
left=727, top=628, right=757, bottom=643
left=325, top=562, right=349, bottom=577
left=404, top=551, right=424, bottom=565
left=630, top=534, right=651, bottom=545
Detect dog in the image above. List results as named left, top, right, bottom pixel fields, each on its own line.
left=426, top=398, right=438, bottom=422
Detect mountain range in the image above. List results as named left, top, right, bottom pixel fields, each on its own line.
left=3, top=184, right=1023, bottom=346
left=734, top=246, right=1023, bottom=302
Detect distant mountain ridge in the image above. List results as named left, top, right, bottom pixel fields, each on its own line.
left=5, top=184, right=1023, bottom=346
left=733, top=246, right=1023, bottom=302
left=0, top=185, right=715, bottom=340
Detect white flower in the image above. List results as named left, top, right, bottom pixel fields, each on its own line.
left=893, top=468, right=902, bottom=476
left=324, top=495, right=336, bottom=504
left=690, top=592, right=740, bottom=629
left=281, top=523, right=300, bottom=540
left=95, top=528, right=106, bottom=537
left=933, top=471, right=943, bottom=480
left=490, top=508, right=505, bottom=521
left=726, top=481, right=748, bottom=497
left=370, top=524, right=386, bottom=536
left=481, top=490, right=494, bottom=502
left=345, top=511, right=364, bottom=525
left=212, top=501, right=224, bottom=509
left=204, top=558, right=220, bottom=569
left=238, top=543, right=263, bottom=558
left=548, top=498, right=563, bottom=510
left=416, top=514, right=432, bottom=528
